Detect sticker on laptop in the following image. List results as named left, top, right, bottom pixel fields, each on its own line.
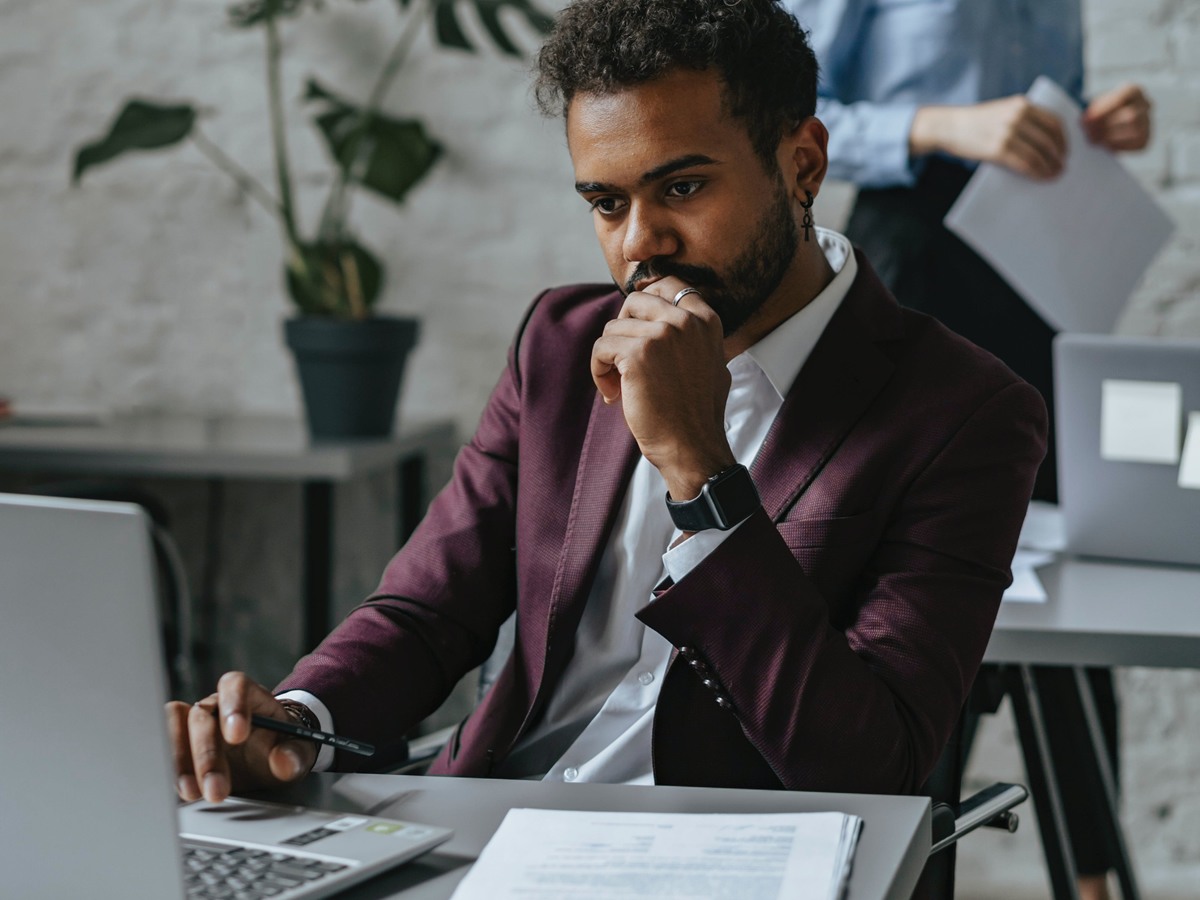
left=365, top=822, right=405, bottom=835
left=364, top=821, right=434, bottom=838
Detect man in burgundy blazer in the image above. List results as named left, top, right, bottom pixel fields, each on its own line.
left=168, top=0, right=1046, bottom=803
left=279, top=259, right=1045, bottom=793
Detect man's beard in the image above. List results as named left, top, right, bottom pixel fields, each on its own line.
left=620, top=180, right=800, bottom=338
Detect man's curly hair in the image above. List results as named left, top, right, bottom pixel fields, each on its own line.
left=534, top=0, right=818, bottom=166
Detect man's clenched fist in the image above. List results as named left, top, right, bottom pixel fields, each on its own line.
left=591, top=275, right=736, bottom=503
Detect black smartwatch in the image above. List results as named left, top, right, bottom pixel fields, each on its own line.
left=665, top=464, right=761, bottom=532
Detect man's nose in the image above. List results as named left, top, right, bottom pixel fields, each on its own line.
left=622, top=201, right=679, bottom=265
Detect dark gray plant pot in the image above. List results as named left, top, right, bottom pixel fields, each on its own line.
left=284, top=316, right=420, bottom=439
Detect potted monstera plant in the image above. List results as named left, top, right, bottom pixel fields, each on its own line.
left=74, top=0, right=553, bottom=438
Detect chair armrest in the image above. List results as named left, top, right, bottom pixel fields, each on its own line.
left=386, top=725, right=457, bottom=775
left=929, top=782, right=1028, bottom=855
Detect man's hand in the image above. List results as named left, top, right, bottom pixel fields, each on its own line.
left=1083, top=83, right=1151, bottom=152
left=167, top=672, right=317, bottom=803
left=910, top=95, right=1068, bottom=180
left=591, top=276, right=735, bottom=502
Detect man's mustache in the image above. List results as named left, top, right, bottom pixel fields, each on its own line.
left=621, top=259, right=726, bottom=296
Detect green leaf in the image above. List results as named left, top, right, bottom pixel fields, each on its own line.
left=306, top=79, right=442, bottom=205
left=227, top=0, right=310, bottom=28
left=398, top=0, right=554, bottom=55
left=73, top=100, right=197, bottom=183
left=286, top=239, right=384, bottom=317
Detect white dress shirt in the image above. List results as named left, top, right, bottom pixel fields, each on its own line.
left=285, top=228, right=857, bottom=778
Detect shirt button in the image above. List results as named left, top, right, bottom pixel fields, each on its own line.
left=563, top=767, right=578, bottom=782
left=638, top=671, right=655, bottom=686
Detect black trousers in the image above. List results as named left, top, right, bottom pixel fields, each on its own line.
left=847, top=159, right=1119, bottom=877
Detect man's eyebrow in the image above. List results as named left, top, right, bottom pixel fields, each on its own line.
left=640, top=154, right=720, bottom=184
left=575, top=180, right=617, bottom=194
left=574, top=154, right=722, bottom=194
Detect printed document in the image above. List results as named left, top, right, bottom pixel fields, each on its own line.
left=450, top=808, right=863, bottom=900
left=945, top=77, right=1174, bottom=334
left=1003, top=502, right=1066, bottom=604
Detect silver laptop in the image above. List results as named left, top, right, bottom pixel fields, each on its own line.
left=0, top=493, right=451, bottom=900
left=1055, top=333, right=1200, bottom=566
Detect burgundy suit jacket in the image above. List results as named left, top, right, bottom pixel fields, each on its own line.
left=279, top=253, right=1047, bottom=794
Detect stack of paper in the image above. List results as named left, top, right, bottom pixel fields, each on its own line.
left=451, top=808, right=864, bottom=900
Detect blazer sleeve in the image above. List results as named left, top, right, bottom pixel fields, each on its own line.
left=276, top=301, right=537, bottom=771
left=636, top=380, right=1047, bottom=794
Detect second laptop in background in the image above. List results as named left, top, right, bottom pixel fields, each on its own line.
left=1056, top=333, right=1200, bottom=566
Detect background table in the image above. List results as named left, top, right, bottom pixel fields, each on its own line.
left=257, top=773, right=932, bottom=900
left=983, top=555, right=1200, bottom=900
left=0, top=414, right=457, bottom=685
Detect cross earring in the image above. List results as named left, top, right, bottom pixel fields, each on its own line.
left=799, top=190, right=815, bottom=242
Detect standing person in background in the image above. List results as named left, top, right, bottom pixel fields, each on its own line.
left=785, top=2, right=1152, bottom=898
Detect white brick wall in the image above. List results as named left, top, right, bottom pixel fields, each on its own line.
left=2, top=1, right=1200, bottom=895
left=0, top=0, right=608, bottom=430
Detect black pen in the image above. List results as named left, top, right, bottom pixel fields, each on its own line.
left=249, top=713, right=376, bottom=758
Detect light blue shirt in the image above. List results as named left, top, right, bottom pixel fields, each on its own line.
left=786, top=0, right=1085, bottom=188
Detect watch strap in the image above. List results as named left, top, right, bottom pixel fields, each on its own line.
left=665, top=464, right=761, bottom=532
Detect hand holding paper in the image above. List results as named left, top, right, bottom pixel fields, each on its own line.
left=945, top=77, right=1174, bottom=334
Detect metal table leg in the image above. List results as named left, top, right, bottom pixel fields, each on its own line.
left=1074, top=667, right=1141, bottom=900
left=1005, top=665, right=1081, bottom=900
left=303, top=481, right=334, bottom=654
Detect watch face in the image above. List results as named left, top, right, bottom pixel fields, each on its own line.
left=706, top=466, right=761, bottom=529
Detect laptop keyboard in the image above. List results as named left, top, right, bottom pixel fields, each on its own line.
left=181, top=842, right=348, bottom=899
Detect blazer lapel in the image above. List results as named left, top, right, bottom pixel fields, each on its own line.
left=518, top=388, right=640, bottom=736
left=752, top=254, right=903, bottom=520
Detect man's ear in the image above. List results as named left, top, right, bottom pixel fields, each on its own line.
left=779, top=116, right=829, bottom=201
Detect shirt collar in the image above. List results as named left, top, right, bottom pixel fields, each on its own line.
left=743, top=227, right=857, bottom=400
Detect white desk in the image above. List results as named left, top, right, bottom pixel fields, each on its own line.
left=258, top=774, right=932, bottom=900
left=983, top=554, right=1200, bottom=900
left=987, top=556, right=1200, bottom=668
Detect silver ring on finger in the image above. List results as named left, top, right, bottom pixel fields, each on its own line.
left=673, top=287, right=702, bottom=307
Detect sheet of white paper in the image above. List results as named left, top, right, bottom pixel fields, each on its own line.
left=1003, top=550, right=1054, bottom=603
left=450, top=808, right=861, bottom=900
left=944, top=77, right=1174, bottom=333
left=1018, top=501, right=1066, bottom=552
left=1177, top=412, right=1200, bottom=489
left=1100, top=379, right=1182, bottom=464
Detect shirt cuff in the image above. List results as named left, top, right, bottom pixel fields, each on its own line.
left=861, top=102, right=921, bottom=187
left=822, top=99, right=921, bottom=188
left=276, top=690, right=334, bottom=773
left=661, top=515, right=753, bottom=585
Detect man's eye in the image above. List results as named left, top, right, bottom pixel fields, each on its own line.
left=667, top=181, right=702, bottom=198
left=590, top=197, right=625, bottom=215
